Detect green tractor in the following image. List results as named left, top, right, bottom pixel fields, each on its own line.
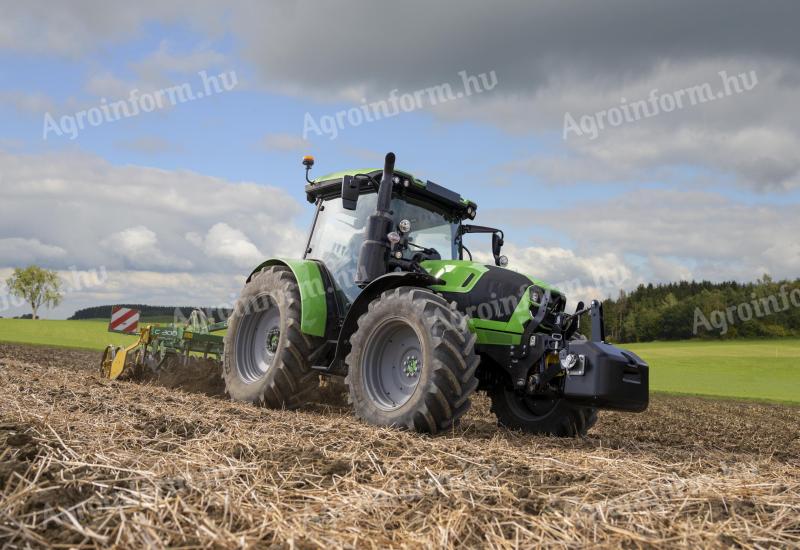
left=223, top=152, right=648, bottom=436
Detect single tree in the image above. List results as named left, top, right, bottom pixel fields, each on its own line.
left=5, top=265, right=63, bottom=320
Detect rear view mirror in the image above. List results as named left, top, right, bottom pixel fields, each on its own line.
left=341, top=175, right=359, bottom=210
left=492, top=232, right=504, bottom=265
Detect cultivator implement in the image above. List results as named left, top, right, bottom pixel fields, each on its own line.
left=100, top=309, right=226, bottom=380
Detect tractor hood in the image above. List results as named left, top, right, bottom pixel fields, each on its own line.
left=421, top=259, right=566, bottom=324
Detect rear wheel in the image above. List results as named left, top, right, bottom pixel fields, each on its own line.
left=345, top=287, right=479, bottom=434
left=489, top=389, right=597, bottom=437
left=223, top=266, right=322, bottom=408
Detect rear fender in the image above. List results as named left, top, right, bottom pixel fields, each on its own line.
left=247, top=258, right=327, bottom=338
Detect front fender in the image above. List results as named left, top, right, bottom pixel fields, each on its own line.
left=330, top=271, right=442, bottom=373
left=247, top=258, right=327, bottom=338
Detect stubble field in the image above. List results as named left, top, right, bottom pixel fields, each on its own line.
left=1, top=342, right=798, bottom=548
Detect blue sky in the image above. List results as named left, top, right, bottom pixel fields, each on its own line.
left=1, top=1, right=798, bottom=318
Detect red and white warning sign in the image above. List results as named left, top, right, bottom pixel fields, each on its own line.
left=108, top=306, right=140, bottom=334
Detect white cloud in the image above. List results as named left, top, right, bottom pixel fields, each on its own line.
left=101, top=226, right=192, bottom=270
left=187, top=222, right=264, bottom=269
left=646, top=256, right=694, bottom=283
left=132, top=40, right=226, bottom=83
left=0, top=150, right=306, bottom=275
left=84, top=41, right=229, bottom=103
left=494, top=245, right=638, bottom=308
left=0, top=150, right=311, bottom=318
left=0, top=1, right=196, bottom=57
left=491, top=188, right=800, bottom=285
left=0, top=237, right=66, bottom=265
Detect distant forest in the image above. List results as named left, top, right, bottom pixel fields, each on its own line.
left=69, top=304, right=229, bottom=323
left=600, top=276, right=800, bottom=343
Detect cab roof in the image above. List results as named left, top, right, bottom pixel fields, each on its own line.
left=304, top=167, right=478, bottom=221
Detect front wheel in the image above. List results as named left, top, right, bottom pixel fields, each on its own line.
left=345, top=287, right=479, bottom=434
left=489, top=388, right=598, bottom=437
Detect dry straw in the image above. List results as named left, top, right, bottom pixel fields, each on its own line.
left=1, top=343, right=798, bottom=548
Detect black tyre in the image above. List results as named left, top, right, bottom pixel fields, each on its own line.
left=223, top=266, right=322, bottom=408
left=345, top=286, right=479, bottom=434
left=489, top=390, right=598, bottom=437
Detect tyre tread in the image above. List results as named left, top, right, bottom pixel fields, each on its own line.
left=345, top=286, right=479, bottom=434
left=223, top=266, right=322, bottom=409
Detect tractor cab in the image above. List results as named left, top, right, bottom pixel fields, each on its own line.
left=303, top=159, right=504, bottom=303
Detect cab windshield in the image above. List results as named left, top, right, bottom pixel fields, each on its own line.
left=306, top=193, right=457, bottom=301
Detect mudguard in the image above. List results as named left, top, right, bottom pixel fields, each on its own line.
left=247, top=258, right=328, bottom=337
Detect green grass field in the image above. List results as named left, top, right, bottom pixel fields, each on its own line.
left=0, top=318, right=138, bottom=350
left=1, top=319, right=797, bottom=404
left=626, top=339, right=800, bottom=404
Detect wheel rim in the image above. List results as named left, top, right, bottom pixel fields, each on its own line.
left=505, top=390, right=560, bottom=421
left=362, top=319, right=422, bottom=411
left=235, top=296, right=281, bottom=384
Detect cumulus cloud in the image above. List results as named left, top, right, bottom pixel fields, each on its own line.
left=0, top=149, right=306, bottom=275
left=0, top=237, right=66, bottom=265
left=132, top=40, right=227, bottom=83
left=481, top=245, right=638, bottom=308
left=101, top=226, right=192, bottom=270
left=490, top=188, right=800, bottom=284
left=0, top=1, right=202, bottom=58
left=84, top=40, right=229, bottom=103
left=186, top=223, right=264, bottom=269
left=0, top=149, right=310, bottom=317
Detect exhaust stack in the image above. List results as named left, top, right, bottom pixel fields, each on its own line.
left=355, top=152, right=396, bottom=286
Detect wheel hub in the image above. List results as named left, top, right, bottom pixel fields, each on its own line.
left=402, top=354, right=421, bottom=377
left=267, top=328, right=280, bottom=354
left=234, top=299, right=281, bottom=384
left=362, top=320, right=422, bottom=410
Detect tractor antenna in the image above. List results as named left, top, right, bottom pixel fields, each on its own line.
left=302, top=155, right=315, bottom=184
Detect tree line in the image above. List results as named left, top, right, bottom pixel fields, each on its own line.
left=68, top=304, right=226, bottom=322
left=599, top=275, right=800, bottom=343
